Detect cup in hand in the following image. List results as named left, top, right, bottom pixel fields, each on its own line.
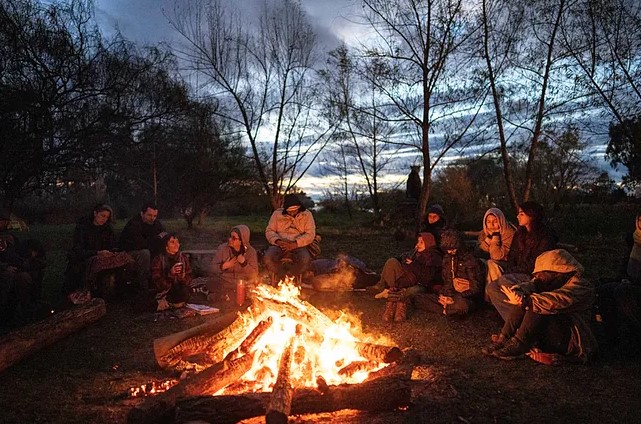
left=173, top=262, right=184, bottom=274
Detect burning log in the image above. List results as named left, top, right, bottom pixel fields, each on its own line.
left=0, top=298, right=106, bottom=373
left=338, top=361, right=378, bottom=378
left=354, top=342, right=403, bottom=363
left=173, top=375, right=413, bottom=424
left=128, top=352, right=256, bottom=424
left=266, top=331, right=297, bottom=424
left=224, top=316, right=274, bottom=361
left=160, top=309, right=258, bottom=370
left=153, top=311, right=238, bottom=366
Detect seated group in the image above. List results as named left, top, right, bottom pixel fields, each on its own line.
left=62, top=194, right=319, bottom=310
left=51, top=195, right=641, bottom=364
left=375, top=203, right=641, bottom=365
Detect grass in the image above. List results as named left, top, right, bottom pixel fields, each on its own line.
left=0, top=205, right=640, bottom=423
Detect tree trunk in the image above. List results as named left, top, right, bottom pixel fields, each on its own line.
left=173, top=375, right=413, bottom=424
left=0, top=298, right=106, bottom=373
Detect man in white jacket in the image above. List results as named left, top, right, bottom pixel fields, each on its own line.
left=264, top=194, right=316, bottom=281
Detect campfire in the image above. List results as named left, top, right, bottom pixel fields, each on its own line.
left=129, top=278, right=416, bottom=424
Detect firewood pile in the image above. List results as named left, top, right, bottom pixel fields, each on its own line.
left=128, top=280, right=421, bottom=424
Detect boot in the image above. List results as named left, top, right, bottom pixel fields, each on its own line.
left=394, top=300, right=407, bottom=322
left=383, top=301, right=397, bottom=322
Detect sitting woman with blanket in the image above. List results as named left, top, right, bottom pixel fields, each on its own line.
left=64, top=204, right=133, bottom=303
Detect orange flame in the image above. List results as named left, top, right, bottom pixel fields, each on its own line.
left=219, top=277, right=391, bottom=394
left=129, top=379, right=178, bottom=397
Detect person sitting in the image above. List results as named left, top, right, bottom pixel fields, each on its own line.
left=487, top=201, right=557, bottom=321
left=477, top=207, right=516, bottom=298
left=483, top=249, right=597, bottom=364
left=419, top=204, right=447, bottom=247
left=263, top=194, right=316, bottom=281
left=119, top=202, right=166, bottom=290
left=149, top=233, right=192, bottom=311
left=596, top=211, right=641, bottom=354
left=63, top=204, right=133, bottom=302
left=377, top=232, right=443, bottom=322
left=415, top=230, right=483, bottom=317
left=209, top=225, right=259, bottom=297
left=0, top=209, right=46, bottom=324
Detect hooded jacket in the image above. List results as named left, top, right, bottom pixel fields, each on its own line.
left=212, top=225, right=259, bottom=282
left=519, top=249, right=597, bottom=362
left=399, top=232, right=443, bottom=287
left=477, top=208, right=516, bottom=262
left=265, top=209, right=316, bottom=248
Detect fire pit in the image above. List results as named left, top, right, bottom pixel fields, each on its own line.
left=128, top=279, right=416, bottom=424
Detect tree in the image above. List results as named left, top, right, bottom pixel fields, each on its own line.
left=358, top=0, right=486, bottom=225
left=319, top=44, right=400, bottom=222
left=607, top=114, right=641, bottom=187
left=167, top=0, right=335, bottom=210
left=479, top=0, right=579, bottom=208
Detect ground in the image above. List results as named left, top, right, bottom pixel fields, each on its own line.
left=0, top=205, right=640, bottom=423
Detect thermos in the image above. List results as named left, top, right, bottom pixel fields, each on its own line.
left=236, top=279, right=246, bottom=306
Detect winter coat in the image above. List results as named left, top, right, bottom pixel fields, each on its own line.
left=519, top=249, right=597, bottom=363
left=440, top=249, right=483, bottom=300
left=119, top=214, right=165, bottom=253
left=150, top=251, right=192, bottom=293
left=212, top=225, right=259, bottom=283
left=399, top=245, right=443, bottom=288
left=477, top=208, right=516, bottom=262
left=506, top=225, right=557, bottom=275
left=265, top=209, right=316, bottom=248
left=69, top=216, right=115, bottom=262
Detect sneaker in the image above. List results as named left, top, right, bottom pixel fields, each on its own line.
left=492, top=337, right=529, bottom=360
left=374, top=288, right=390, bottom=299
left=481, top=334, right=508, bottom=355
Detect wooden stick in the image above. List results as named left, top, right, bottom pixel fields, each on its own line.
left=0, top=298, right=106, bottom=374
left=224, top=316, right=273, bottom=361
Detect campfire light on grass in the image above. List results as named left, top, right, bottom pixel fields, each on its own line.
left=217, top=277, right=390, bottom=394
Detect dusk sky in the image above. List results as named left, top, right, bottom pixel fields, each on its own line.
left=94, top=0, right=362, bottom=50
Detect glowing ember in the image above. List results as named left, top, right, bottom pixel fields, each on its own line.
left=129, top=379, right=178, bottom=397
left=217, top=277, right=392, bottom=395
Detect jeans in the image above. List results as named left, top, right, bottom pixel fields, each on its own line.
left=487, top=273, right=530, bottom=321
left=263, top=246, right=312, bottom=277
left=502, top=305, right=572, bottom=352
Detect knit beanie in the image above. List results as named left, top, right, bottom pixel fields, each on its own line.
left=426, top=204, right=445, bottom=219
left=283, top=194, right=302, bottom=209
left=440, top=229, right=461, bottom=251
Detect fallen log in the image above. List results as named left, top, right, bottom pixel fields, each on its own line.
left=224, top=316, right=273, bottom=361
left=0, top=298, right=106, bottom=374
left=128, top=352, right=255, bottom=424
left=174, top=375, right=413, bottom=424
left=153, top=310, right=238, bottom=366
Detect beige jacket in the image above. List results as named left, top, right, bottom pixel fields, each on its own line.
left=477, top=208, right=516, bottom=262
left=265, top=209, right=316, bottom=248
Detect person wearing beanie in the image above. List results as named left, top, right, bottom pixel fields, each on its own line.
left=419, top=204, right=448, bottom=247
left=209, top=225, right=259, bottom=294
left=376, top=232, right=443, bottom=322
left=148, top=233, right=192, bottom=311
left=487, top=201, right=557, bottom=321
left=483, top=249, right=597, bottom=364
left=264, top=193, right=316, bottom=281
left=414, top=229, right=484, bottom=317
